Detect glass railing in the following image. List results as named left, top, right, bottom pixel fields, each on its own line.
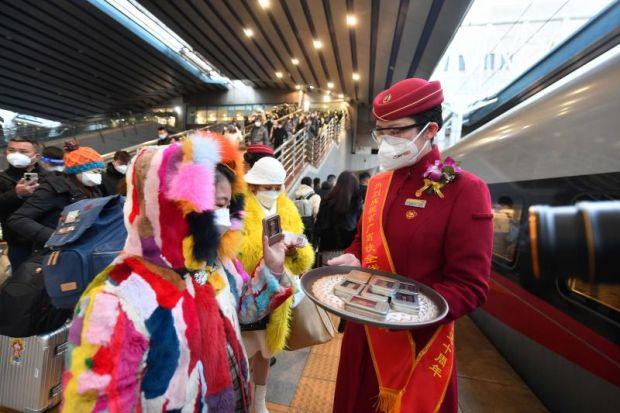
left=1, top=112, right=166, bottom=147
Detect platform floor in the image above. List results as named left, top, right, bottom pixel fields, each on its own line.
left=265, top=316, right=548, bottom=413
left=0, top=317, right=547, bottom=413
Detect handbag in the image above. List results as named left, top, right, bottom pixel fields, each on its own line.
left=285, top=292, right=336, bottom=351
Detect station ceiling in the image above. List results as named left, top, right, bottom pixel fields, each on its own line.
left=0, top=0, right=222, bottom=121
left=139, top=0, right=473, bottom=103
left=0, top=0, right=472, bottom=121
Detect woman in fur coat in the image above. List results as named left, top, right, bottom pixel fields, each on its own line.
left=238, top=156, right=314, bottom=413
left=61, top=133, right=293, bottom=413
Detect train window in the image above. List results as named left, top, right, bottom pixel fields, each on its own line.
left=492, top=196, right=522, bottom=263
left=567, top=278, right=620, bottom=314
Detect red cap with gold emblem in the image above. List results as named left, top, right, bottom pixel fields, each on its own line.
left=373, top=78, right=443, bottom=121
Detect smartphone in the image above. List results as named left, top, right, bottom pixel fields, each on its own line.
left=23, top=172, right=38, bottom=183
left=262, top=214, right=284, bottom=245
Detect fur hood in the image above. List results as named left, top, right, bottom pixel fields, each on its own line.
left=123, top=131, right=245, bottom=271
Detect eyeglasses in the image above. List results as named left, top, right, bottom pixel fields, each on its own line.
left=371, top=123, right=421, bottom=143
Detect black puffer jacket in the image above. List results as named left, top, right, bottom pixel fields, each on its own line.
left=7, top=173, right=102, bottom=249
left=0, top=164, right=46, bottom=246
left=101, top=162, right=125, bottom=196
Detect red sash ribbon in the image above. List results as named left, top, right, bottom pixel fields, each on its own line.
left=362, top=172, right=455, bottom=413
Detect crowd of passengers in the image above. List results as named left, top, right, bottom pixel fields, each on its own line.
left=0, top=127, right=367, bottom=413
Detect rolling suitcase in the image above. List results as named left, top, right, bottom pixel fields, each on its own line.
left=0, top=322, right=70, bottom=412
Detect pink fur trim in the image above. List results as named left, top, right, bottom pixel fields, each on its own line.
left=233, top=259, right=250, bottom=283
left=77, top=371, right=111, bottom=394
left=230, top=219, right=243, bottom=231
left=85, top=293, right=119, bottom=345
left=167, top=163, right=215, bottom=212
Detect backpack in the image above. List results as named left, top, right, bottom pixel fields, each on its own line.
left=294, top=192, right=315, bottom=218
left=42, top=195, right=127, bottom=309
left=294, top=192, right=315, bottom=242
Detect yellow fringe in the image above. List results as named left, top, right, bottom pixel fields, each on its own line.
left=218, top=230, right=243, bottom=260
left=183, top=236, right=206, bottom=270
left=265, top=295, right=293, bottom=354
left=375, top=387, right=404, bottom=413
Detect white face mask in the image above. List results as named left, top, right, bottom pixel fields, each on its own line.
left=7, top=153, right=33, bottom=169
left=114, top=164, right=128, bottom=175
left=158, top=134, right=167, bottom=139
left=254, top=121, right=262, bottom=127
left=213, top=208, right=232, bottom=235
left=256, top=190, right=280, bottom=209
left=378, top=124, right=430, bottom=171
left=80, top=171, right=102, bottom=187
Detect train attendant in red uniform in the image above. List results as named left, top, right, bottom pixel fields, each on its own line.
left=329, top=78, right=494, bottom=413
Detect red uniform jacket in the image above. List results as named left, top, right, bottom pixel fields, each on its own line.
left=334, top=146, right=493, bottom=413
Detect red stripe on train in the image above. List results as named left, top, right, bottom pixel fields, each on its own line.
left=483, top=272, right=620, bottom=387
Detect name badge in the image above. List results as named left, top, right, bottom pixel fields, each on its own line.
left=405, top=198, right=426, bottom=208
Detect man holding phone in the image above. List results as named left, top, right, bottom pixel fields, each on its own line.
left=0, top=137, right=44, bottom=269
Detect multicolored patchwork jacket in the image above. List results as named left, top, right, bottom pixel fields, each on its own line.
left=61, top=133, right=292, bottom=412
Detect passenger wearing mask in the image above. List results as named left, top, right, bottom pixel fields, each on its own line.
left=61, top=133, right=293, bottom=412
left=314, top=171, right=362, bottom=263
left=250, top=115, right=270, bottom=146
left=0, top=138, right=45, bottom=270
left=271, top=119, right=288, bottom=151
left=102, top=150, right=131, bottom=196
left=156, top=126, right=170, bottom=145
left=8, top=142, right=104, bottom=252
left=224, top=124, right=243, bottom=145
left=0, top=142, right=104, bottom=337
left=239, top=157, right=314, bottom=413
left=39, top=145, right=65, bottom=173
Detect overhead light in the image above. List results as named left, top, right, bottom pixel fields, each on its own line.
left=258, top=0, right=270, bottom=9
left=338, top=94, right=344, bottom=99
left=174, top=106, right=182, bottom=114
left=291, top=58, right=300, bottom=65
left=313, top=39, right=323, bottom=49
left=295, top=84, right=302, bottom=90
left=275, top=71, right=283, bottom=79
left=327, top=82, right=334, bottom=89
left=352, top=72, right=360, bottom=81
left=243, top=28, right=254, bottom=38
left=323, top=95, right=330, bottom=102
left=309, top=85, right=315, bottom=89
left=346, top=15, right=358, bottom=26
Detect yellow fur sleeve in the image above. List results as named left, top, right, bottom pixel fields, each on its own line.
left=285, top=243, right=314, bottom=275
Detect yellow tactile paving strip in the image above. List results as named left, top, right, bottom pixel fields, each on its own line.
left=288, top=332, right=342, bottom=412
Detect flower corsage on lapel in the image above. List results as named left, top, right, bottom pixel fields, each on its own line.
left=415, top=157, right=462, bottom=198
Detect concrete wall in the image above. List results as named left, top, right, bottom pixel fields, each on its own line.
left=185, top=81, right=300, bottom=106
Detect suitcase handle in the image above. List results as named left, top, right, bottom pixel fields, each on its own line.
left=55, top=342, right=69, bottom=356
left=49, top=383, right=62, bottom=399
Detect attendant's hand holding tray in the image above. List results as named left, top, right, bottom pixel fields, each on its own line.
left=300, top=266, right=448, bottom=329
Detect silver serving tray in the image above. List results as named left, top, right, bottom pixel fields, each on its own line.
left=301, top=266, right=449, bottom=330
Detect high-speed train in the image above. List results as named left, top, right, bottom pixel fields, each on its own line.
left=445, top=46, right=620, bottom=411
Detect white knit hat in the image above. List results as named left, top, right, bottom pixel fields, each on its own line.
left=244, top=157, right=286, bottom=185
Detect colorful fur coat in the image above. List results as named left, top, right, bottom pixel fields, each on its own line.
left=61, top=133, right=292, bottom=412
left=238, top=192, right=314, bottom=354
